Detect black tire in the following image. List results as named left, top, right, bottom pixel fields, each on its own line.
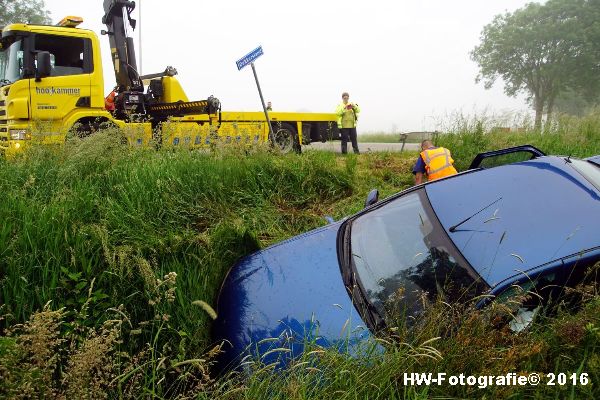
left=69, top=121, right=94, bottom=138
left=302, top=123, right=312, bottom=145
left=69, top=118, right=126, bottom=144
left=273, top=122, right=300, bottom=153
left=69, top=118, right=116, bottom=138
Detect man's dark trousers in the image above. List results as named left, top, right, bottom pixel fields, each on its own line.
left=340, top=127, right=359, bottom=154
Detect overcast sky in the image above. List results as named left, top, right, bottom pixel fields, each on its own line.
left=43, top=0, right=540, bottom=132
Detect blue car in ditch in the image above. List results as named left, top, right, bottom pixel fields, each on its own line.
left=213, top=145, right=600, bottom=370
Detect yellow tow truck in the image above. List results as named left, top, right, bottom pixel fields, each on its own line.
left=0, top=0, right=338, bottom=156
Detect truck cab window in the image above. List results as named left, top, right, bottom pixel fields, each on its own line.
left=34, top=34, right=89, bottom=77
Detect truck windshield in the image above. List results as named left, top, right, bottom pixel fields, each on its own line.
left=0, top=37, right=24, bottom=85
left=348, top=189, right=487, bottom=327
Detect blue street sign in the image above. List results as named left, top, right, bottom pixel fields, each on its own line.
left=235, top=45, right=274, bottom=142
left=236, top=46, right=264, bottom=71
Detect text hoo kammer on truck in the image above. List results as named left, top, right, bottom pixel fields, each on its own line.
left=0, top=0, right=339, bottom=157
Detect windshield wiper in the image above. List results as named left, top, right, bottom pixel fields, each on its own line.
left=348, top=268, right=386, bottom=332
left=449, top=197, right=503, bottom=233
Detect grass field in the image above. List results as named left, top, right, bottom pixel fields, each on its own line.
left=0, top=110, right=599, bottom=399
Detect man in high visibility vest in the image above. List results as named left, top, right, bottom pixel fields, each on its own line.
left=335, top=92, right=361, bottom=154
left=413, top=140, right=458, bottom=184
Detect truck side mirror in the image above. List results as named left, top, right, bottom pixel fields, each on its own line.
left=35, top=51, right=52, bottom=81
left=364, top=189, right=379, bottom=208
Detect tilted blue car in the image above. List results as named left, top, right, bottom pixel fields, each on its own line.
left=213, top=146, right=600, bottom=370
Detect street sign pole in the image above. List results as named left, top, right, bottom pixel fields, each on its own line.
left=236, top=46, right=274, bottom=145
left=250, top=62, right=274, bottom=144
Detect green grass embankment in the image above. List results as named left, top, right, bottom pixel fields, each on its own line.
left=0, top=111, right=599, bottom=398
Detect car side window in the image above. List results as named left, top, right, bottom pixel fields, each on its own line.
left=491, top=274, right=557, bottom=333
left=468, top=146, right=545, bottom=169
left=477, top=151, right=535, bottom=169
left=494, top=259, right=599, bottom=326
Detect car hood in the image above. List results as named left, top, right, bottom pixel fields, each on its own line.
left=213, top=221, right=372, bottom=369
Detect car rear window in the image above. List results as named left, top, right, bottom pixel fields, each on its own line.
left=570, top=159, right=600, bottom=191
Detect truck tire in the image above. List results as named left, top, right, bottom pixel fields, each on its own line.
left=273, top=122, right=300, bottom=153
left=70, top=118, right=116, bottom=138
left=69, top=118, right=126, bottom=144
left=302, top=123, right=311, bottom=145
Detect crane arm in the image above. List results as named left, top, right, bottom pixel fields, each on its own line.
left=102, top=0, right=142, bottom=92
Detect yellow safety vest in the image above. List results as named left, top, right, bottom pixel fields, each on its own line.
left=335, top=102, right=360, bottom=128
left=420, top=147, right=458, bottom=181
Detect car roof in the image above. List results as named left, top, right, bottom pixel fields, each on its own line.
left=425, top=155, right=600, bottom=288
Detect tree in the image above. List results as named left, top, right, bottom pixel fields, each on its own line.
left=471, top=0, right=600, bottom=130
left=0, top=0, right=51, bottom=27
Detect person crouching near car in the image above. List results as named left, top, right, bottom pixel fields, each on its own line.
left=413, top=140, right=458, bottom=184
left=335, top=92, right=360, bottom=154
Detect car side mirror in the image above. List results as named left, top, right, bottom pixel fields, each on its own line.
left=35, top=51, right=52, bottom=81
left=364, top=189, right=379, bottom=208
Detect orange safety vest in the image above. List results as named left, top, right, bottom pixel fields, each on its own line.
left=420, top=147, right=458, bottom=181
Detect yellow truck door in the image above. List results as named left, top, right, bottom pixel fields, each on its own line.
left=29, top=33, right=92, bottom=135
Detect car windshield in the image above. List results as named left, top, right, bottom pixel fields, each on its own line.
left=348, top=189, right=487, bottom=326
left=0, top=37, right=24, bottom=85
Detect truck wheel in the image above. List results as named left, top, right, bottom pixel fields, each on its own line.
left=273, top=123, right=300, bottom=153
left=69, top=119, right=126, bottom=144
left=69, top=121, right=95, bottom=138
left=302, top=123, right=311, bottom=145
left=70, top=118, right=116, bottom=138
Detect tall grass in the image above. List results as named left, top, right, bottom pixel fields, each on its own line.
left=0, top=108, right=599, bottom=398
left=435, top=109, right=600, bottom=170
left=210, top=277, right=600, bottom=399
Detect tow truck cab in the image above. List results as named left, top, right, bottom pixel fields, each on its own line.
left=0, top=18, right=108, bottom=155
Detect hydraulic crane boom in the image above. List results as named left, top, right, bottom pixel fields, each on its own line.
left=102, top=0, right=142, bottom=92
left=100, top=0, right=220, bottom=122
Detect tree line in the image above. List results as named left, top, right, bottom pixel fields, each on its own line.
left=471, top=0, right=600, bottom=130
